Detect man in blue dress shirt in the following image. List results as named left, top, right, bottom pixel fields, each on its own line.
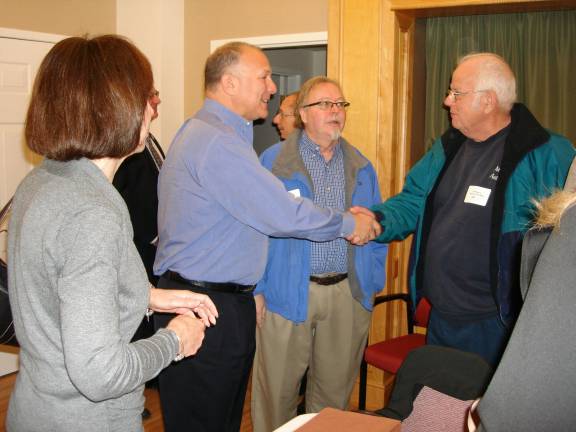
left=153, top=42, right=380, bottom=432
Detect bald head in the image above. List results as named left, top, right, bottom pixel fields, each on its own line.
left=273, top=92, right=298, bottom=140
left=204, top=42, right=262, bottom=92
left=203, top=41, right=276, bottom=121
left=458, top=53, right=516, bottom=112
left=445, top=53, right=515, bottom=141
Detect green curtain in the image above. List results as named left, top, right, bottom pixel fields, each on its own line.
left=425, top=10, right=576, bottom=149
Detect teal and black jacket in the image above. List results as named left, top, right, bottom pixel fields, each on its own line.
left=372, top=103, right=575, bottom=326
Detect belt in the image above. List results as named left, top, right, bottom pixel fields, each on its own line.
left=309, top=273, right=348, bottom=286
left=163, top=271, right=256, bottom=294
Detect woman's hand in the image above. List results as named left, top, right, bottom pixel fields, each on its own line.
left=166, top=313, right=206, bottom=358
left=149, top=287, right=218, bottom=326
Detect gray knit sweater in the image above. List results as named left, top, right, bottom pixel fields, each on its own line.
left=7, top=158, right=179, bottom=432
left=477, top=204, right=576, bottom=430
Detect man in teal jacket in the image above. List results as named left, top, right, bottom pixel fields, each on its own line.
left=252, top=77, right=387, bottom=431
left=371, top=53, right=574, bottom=365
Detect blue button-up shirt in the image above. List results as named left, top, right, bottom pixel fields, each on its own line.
left=154, top=99, right=355, bottom=285
left=299, top=133, right=348, bottom=274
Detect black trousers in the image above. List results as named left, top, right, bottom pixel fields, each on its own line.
left=154, top=275, right=256, bottom=432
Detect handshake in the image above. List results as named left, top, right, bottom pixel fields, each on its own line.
left=346, top=206, right=382, bottom=245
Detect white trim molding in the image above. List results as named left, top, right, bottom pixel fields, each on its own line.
left=0, top=27, right=66, bottom=43
left=210, top=32, right=327, bottom=52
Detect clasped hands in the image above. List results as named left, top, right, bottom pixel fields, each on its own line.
left=149, top=287, right=219, bottom=359
left=346, top=206, right=381, bottom=245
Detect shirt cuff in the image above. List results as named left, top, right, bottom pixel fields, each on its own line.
left=341, top=212, right=355, bottom=237
left=373, top=210, right=385, bottom=223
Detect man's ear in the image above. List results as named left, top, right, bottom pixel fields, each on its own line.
left=298, top=107, right=307, bottom=126
left=482, top=90, right=497, bottom=114
left=221, top=73, right=239, bottom=96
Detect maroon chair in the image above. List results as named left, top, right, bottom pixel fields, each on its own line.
left=358, top=294, right=431, bottom=410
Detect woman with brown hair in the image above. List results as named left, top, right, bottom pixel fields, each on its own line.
left=6, top=35, right=217, bottom=432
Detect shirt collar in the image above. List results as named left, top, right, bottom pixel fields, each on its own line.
left=203, top=98, right=253, bottom=145
left=300, top=131, right=342, bottom=162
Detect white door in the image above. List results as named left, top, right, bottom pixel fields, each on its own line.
left=0, top=33, right=59, bottom=262
left=0, top=37, right=55, bottom=204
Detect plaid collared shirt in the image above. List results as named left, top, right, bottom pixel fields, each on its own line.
left=299, top=132, right=348, bottom=275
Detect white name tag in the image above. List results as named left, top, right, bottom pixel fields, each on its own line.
left=288, top=188, right=301, bottom=198
left=464, top=186, right=491, bottom=206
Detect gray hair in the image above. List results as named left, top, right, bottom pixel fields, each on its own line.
left=459, top=53, right=516, bottom=111
left=204, top=41, right=262, bottom=91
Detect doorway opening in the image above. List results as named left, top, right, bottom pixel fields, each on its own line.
left=210, top=33, right=327, bottom=154
left=254, top=45, right=327, bottom=154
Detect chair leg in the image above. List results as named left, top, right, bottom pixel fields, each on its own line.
left=359, top=359, right=367, bottom=411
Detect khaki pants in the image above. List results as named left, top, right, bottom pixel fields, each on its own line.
left=251, top=279, right=371, bottom=432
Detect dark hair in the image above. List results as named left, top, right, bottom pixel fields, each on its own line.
left=25, top=35, right=153, bottom=161
left=204, top=41, right=260, bottom=92
left=295, top=76, right=344, bottom=129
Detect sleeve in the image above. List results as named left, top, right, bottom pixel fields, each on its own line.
left=539, top=135, right=576, bottom=196
left=56, top=205, right=178, bottom=402
left=512, top=136, right=576, bottom=230
left=372, top=148, right=439, bottom=242
left=259, top=143, right=277, bottom=169
left=363, top=162, right=389, bottom=295
left=198, top=134, right=354, bottom=241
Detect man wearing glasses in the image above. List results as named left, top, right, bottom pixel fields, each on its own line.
left=272, top=91, right=299, bottom=140
left=251, top=76, right=388, bottom=431
left=369, top=53, right=574, bottom=366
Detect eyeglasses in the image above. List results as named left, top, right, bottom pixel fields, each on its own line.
left=301, top=100, right=350, bottom=111
left=275, top=111, right=295, bottom=118
left=149, top=89, right=160, bottom=99
left=446, top=88, right=488, bottom=102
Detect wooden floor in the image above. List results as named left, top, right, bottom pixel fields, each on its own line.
left=0, top=372, right=364, bottom=432
left=0, top=372, right=254, bottom=432
left=0, top=373, right=16, bottom=432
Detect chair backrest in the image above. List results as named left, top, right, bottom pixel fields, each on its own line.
left=402, top=386, right=475, bottom=432
left=377, top=345, right=492, bottom=421
left=413, top=297, right=431, bottom=328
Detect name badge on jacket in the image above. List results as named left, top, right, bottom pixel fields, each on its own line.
left=464, top=185, right=491, bottom=206
left=288, top=188, right=301, bottom=198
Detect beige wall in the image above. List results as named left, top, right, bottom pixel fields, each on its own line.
left=0, top=0, right=116, bottom=36
left=1, top=0, right=327, bottom=140
left=117, top=0, right=185, bottom=150
left=185, top=0, right=328, bottom=116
